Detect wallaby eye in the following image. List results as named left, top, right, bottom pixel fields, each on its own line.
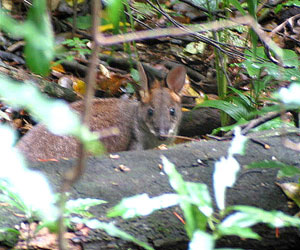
left=148, top=108, right=154, bottom=116
left=170, top=107, right=175, bottom=116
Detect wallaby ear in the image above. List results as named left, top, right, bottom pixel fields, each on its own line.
left=166, top=65, right=186, bottom=94
left=137, top=62, right=148, bottom=91
left=137, top=62, right=150, bottom=102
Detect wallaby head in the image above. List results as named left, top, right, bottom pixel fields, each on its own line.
left=134, top=63, right=186, bottom=149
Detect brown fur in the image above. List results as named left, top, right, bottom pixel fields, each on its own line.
left=16, top=64, right=186, bottom=161
left=17, top=99, right=137, bottom=161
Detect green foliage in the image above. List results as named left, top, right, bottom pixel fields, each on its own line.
left=243, top=47, right=300, bottom=81
left=0, top=181, right=36, bottom=219
left=274, top=0, right=300, bottom=13
left=55, top=37, right=92, bottom=65
left=212, top=118, right=248, bottom=134
left=251, top=117, right=294, bottom=132
left=69, top=14, right=93, bottom=29
left=184, top=42, right=206, bottom=55
left=0, top=228, right=20, bottom=247
left=227, top=205, right=300, bottom=228
left=72, top=217, right=155, bottom=250
left=207, top=45, right=300, bottom=131
left=197, top=98, right=253, bottom=121
left=0, top=125, right=58, bottom=228
left=162, top=156, right=212, bottom=235
left=213, top=127, right=247, bottom=210
left=62, top=37, right=91, bottom=56
left=0, top=125, right=143, bottom=246
left=0, top=157, right=105, bottom=232
left=189, top=231, right=215, bottom=250
left=0, top=125, right=105, bottom=233
left=64, top=198, right=106, bottom=217
left=131, top=1, right=157, bottom=19
left=229, top=0, right=247, bottom=15
left=108, top=126, right=300, bottom=248
left=66, top=14, right=109, bottom=30
left=107, top=0, right=125, bottom=32
left=276, top=82, right=300, bottom=105
left=191, top=0, right=217, bottom=11
left=0, top=75, right=103, bottom=155
left=108, top=193, right=179, bottom=218
left=246, top=160, right=300, bottom=179
left=0, top=0, right=54, bottom=76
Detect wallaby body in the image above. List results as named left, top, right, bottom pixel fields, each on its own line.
left=16, top=64, right=186, bottom=161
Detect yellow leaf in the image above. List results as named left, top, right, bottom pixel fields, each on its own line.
left=2, top=0, right=12, bottom=10
left=51, top=62, right=65, bottom=73
left=73, top=79, right=86, bottom=95
left=99, top=22, right=130, bottom=32
left=65, top=0, right=85, bottom=6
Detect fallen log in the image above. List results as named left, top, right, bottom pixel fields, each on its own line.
left=1, top=129, right=300, bottom=250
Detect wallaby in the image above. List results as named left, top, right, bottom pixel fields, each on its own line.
left=16, top=64, right=186, bottom=161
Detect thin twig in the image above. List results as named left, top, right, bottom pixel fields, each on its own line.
left=72, top=0, right=78, bottom=37
left=58, top=0, right=101, bottom=249
left=94, top=15, right=279, bottom=65
left=63, top=0, right=100, bottom=192
left=225, top=111, right=280, bottom=136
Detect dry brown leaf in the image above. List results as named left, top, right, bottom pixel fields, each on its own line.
left=118, top=164, right=130, bottom=172
left=109, top=154, right=120, bottom=159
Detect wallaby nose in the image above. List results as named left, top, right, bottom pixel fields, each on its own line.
left=157, top=128, right=169, bottom=141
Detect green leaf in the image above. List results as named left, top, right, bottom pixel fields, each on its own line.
left=197, top=100, right=246, bottom=121
left=251, top=117, right=294, bottom=132
left=107, top=0, right=124, bottom=32
left=162, top=156, right=208, bottom=237
left=0, top=75, right=102, bottom=155
left=131, top=2, right=156, bottom=19
left=72, top=218, right=155, bottom=250
left=276, top=83, right=300, bottom=106
left=184, top=42, right=206, bottom=55
left=219, top=212, right=261, bottom=238
left=24, top=0, right=54, bottom=75
left=229, top=205, right=300, bottom=228
left=213, top=156, right=240, bottom=210
left=284, top=0, right=300, bottom=7
left=191, top=0, right=217, bottom=11
left=211, top=118, right=248, bottom=135
left=253, top=76, right=270, bottom=97
left=0, top=1, right=54, bottom=75
left=131, top=68, right=140, bottom=82
left=185, top=182, right=213, bottom=217
left=246, top=160, right=300, bottom=178
left=214, top=128, right=246, bottom=210
left=0, top=181, right=28, bottom=215
left=67, top=14, right=92, bottom=30
left=229, top=0, right=247, bottom=15
left=107, top=193, right=179, bottom=218
left=218, top=224, right=260, bottom=240
left=0, top=9, right=26, bottom=37
left=243, top=58, right=261, bottom=78
left=242, top=47, right=267, bottom=77
left=189, top=231, right=215, bottom=250
left=0, top=228, right=20, bottom=247
left=0, top=126, right=58, bottom=223
left=228, top=87, right=254, bottom=108
left=65, top=198, right=106, bottom=216
left=228, top=127, right=248, bottom=156
left=280, top=49, right=299, bottom=68
left=243, top=47, right=300, bottom=82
